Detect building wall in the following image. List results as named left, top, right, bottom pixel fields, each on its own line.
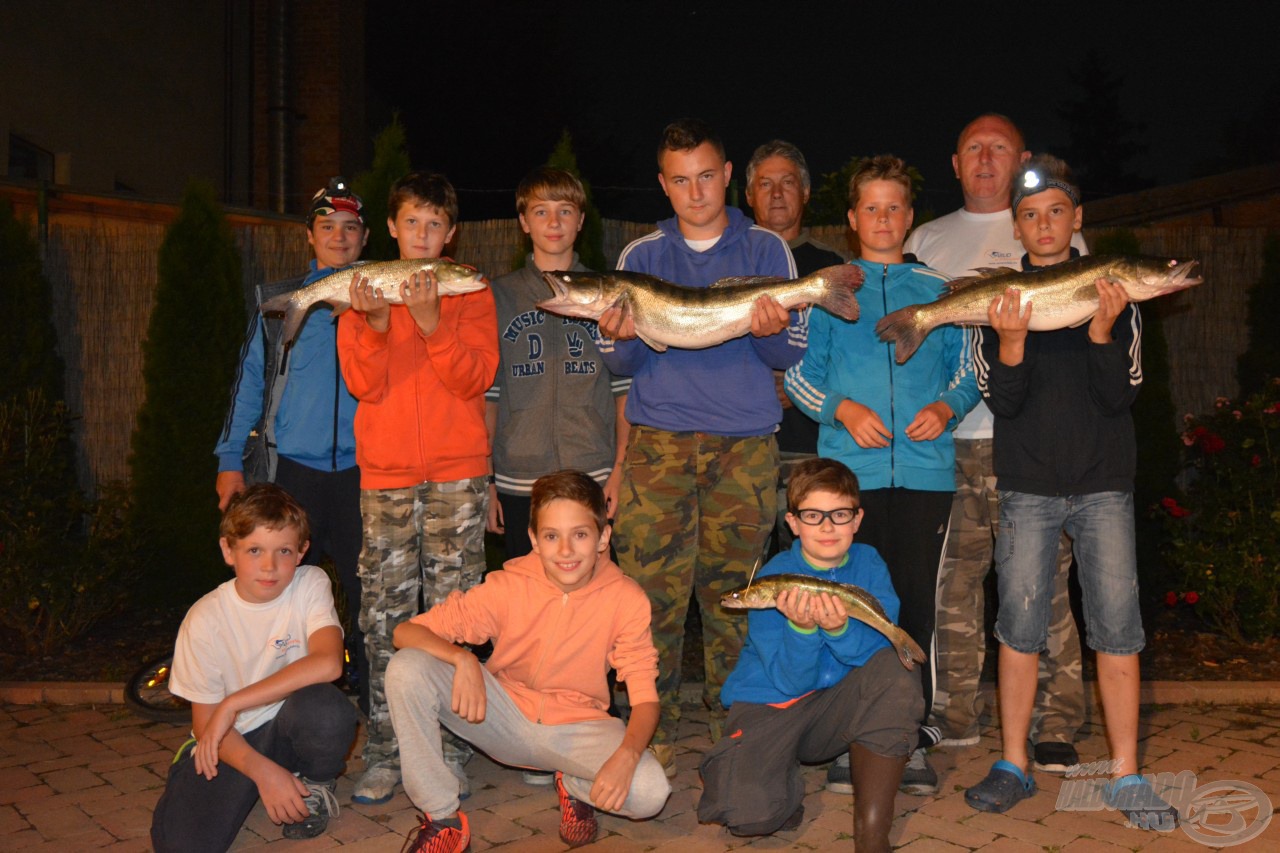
left=0, top=2, right=226, bottom=200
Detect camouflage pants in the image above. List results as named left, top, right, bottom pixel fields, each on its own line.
left=613, top=426, right=777, bottom=746
left=933, top=439, right=1084, bottom=743
left=358, top=477, right=488, bottom=769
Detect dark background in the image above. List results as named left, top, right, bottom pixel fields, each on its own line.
left=364, top=2, right=1277, bottom=222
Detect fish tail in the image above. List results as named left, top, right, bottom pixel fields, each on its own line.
left=814, top=264, right=863, bottom=322
left=260, top=291, right=308, bottom=347
left=875, top=305, right=929, bottom=364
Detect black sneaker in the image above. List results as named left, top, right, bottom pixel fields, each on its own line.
left=825, top=753, right=853, bottom=794
left=282, top=776, right=338, bottom=839
left=1033, top=741, right=1079, bottom=774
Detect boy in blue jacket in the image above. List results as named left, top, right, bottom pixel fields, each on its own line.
left=697, top=458, right=920, bottom=852
left=785, top=156, right=979, bottom=794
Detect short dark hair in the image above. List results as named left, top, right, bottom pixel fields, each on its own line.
left=656, top=118, right=725, bottom=170
left=529, top=470, right=607, bottom=533
left=745, top=140, right=811, bottom=193
left=388, top=171, right=458, bottom=227
left=787, top=457, right=861, bottom=512
left=516, top=167, right=586, bottom=216
left=847, top=155, right=914, bottom=210
left=220, top=483, right=311, bottom=546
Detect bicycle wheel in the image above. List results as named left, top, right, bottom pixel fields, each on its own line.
left=124, top=654, right=191, bottom=723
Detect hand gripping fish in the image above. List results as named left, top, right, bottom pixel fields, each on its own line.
left=721, top=573, right=926, bottom=670
left=538, top=264, right=862, bottom=351
left=259, top=258, right=489, bottom=346
left=875, top=255, right=1202, bottom=363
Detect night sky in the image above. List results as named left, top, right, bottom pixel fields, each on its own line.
left=365, top=2, right=1275, bottom=222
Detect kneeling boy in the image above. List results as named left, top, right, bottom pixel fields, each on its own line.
left=387, top=470, right=671, bottom=852
left=698, top=458, right=921, bottom=852
left=151, top=484, right=357, bottom=852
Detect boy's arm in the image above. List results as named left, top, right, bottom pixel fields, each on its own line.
left=394, top=619, right=488, bottom=723
left=484, top=400, right=503, bottom=534
left=193, top=625, right=344, bottom=775
left=937, top=323, right=982, bottom=424
left=213, top=312, right=268, bottom=508
left=1087, top=287, right=1142, bottom=413
left=746, top=242, right=805, bottom=369
left=590, top=700, right=658, bottom=813
left=981, top=291, right=1034, bottom=417
left=337, top=304, right=392, bottom=403
left=189, top=701, right=310, bottom=825
left=603, top=395, right=629, bottom=519
left=423, top=287, right=500, bottom=400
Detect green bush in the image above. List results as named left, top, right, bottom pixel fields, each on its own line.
left=0, top=390, right=140, bottom=656
left=130, top=181, right=244, bottom=602
left=1161, top=379, right=1280, bottom=641
left=352, top=115, right=411, bottom=262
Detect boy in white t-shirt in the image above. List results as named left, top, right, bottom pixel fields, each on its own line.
left=151, top=484, right=358, bottom=852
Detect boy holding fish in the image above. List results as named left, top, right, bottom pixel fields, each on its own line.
left=965, top=155, right=1174, bottom=825
left=485, top=167, right=629, bottom=561
left=337, top=172, right=499, bottom=805
left=697, top=458, right=920, bottom=851
left=386, top=470, right=670, bottom=852
left=785, top=155, right=980, bottom=795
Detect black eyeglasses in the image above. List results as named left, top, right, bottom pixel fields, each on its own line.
left=793, top=507, right=858, bottom=526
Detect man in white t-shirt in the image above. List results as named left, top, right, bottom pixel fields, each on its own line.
left=904, top=114, right=1086, bottom=773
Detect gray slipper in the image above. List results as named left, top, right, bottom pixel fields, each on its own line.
left=965, top=760, right=1036, bottom=813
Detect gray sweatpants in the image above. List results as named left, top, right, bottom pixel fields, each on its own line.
left=386, top=648, right=671, bottom=820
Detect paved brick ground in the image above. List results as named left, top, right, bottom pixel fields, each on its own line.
left=2, top=694, right=1278, bottom=850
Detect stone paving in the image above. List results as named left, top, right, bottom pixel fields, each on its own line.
left=2, top=691, right=1278, bottom=851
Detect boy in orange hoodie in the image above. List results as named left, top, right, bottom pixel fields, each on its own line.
left=337, top=172, right=499, bottom=805
left=387, top=471, right=671, bottom=852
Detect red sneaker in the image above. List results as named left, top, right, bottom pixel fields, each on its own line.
left=403, top=811, right=470, bottom=853
left=555, top=771, right=599, bottom=848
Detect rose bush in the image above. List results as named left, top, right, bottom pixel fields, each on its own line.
left=1162, top=379, right=1280, bottom=641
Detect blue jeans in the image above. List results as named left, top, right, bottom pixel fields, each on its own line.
left=993, top=491, right=1144, bottom=656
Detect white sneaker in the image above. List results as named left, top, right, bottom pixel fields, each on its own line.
left=937, top=734, right=980, bottom=747
left=352, top=764, right=400, bottom=805
left=521, top=770, right=555, bottom=786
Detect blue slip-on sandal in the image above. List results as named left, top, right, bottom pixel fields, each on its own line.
left=1103, top=774, right=1178, bottom=827
left=965, top=759, right=1037, bottom=813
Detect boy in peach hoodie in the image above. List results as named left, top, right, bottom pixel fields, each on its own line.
left=386, top=470, right=670, bottom=852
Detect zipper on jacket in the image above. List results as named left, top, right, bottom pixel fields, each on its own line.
left=331, top=321, right=340, bottom=472
left=881, top=264, right=897, bottom=485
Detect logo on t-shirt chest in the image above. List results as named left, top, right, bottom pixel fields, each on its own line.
left=270, top=633, right=302, bottom=659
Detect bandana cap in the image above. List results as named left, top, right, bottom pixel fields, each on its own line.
left=308, top=176, right=364, bottom=224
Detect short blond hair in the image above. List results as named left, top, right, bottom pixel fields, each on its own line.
left=516, top=167, right=586, bottom=216
left=847, top=155, right=913, bottom=210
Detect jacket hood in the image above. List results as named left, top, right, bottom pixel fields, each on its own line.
left=655, top=207, right=754, bottom=263
left=501, top=550, right=626, bottom=597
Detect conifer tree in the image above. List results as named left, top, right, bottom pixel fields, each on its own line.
left=353, top=115, right=411, bottom=262
left=546, top=130, right=607, bottom=272
left=1237, top=237, right=1280, bottom=396
left=0, top=199, right=64, bottom=403
left=130, top=181, right=244, bottom=600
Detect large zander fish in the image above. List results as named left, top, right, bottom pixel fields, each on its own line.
left=538, top=264, right=862, bottom=351
left=875, top=255, right=1202, bottom=363
left=721, top=573, right=926, bottom=670
left=260, top=258, right=488, bottom=346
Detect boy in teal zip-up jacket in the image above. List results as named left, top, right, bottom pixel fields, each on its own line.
left=785, top=156, right=978, bottom=796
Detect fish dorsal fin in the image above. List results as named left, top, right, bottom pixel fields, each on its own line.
left=710, top=275, right=787, bottom=288
left=946, top=267, right=1018, bottom=292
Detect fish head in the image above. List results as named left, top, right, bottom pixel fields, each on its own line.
left=538, top=271, right=627, bottom=319
left=720, top=584, right=775, bottom=610
left=1110, top=257, right=1203, bottom=301
left=430, top=261, right=489, bottom=295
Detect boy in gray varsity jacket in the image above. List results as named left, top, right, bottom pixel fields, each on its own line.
left=485, top=167, right=629, bottom=560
